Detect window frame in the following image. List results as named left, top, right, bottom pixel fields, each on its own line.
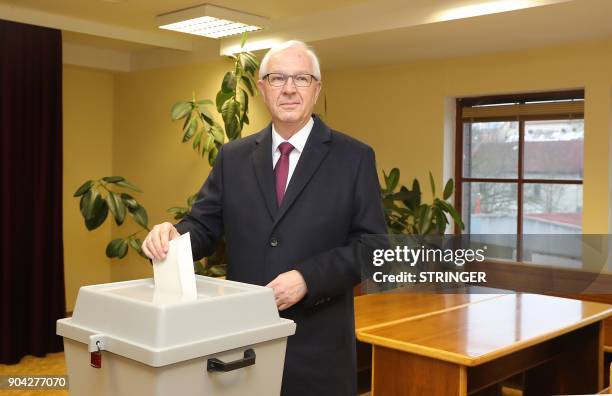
left=454, top=91, right=585, bottom=260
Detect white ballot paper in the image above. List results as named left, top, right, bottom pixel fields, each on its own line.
left=152, top=232, right=197, bottom=301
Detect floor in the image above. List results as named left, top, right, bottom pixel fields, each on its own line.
left=1, top=353, right=372, bottom=395
left=0, top=353, right=68, bottom=396
left=0, top=353, right=530, bottom=396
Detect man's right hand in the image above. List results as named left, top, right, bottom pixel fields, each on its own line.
left=142, top=222, right=180, bottom=261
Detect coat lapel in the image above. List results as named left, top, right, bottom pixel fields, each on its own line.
left=251, top=125, right=278, bottom=221
left=273, top=116, right=331, bottom=228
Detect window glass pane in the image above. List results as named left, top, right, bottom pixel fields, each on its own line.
left=463, top=121, right=518, bottom=178
left=522, top=183, right=583, bottom=267
left=523, top=183, right=582, bottom=234
left=462, top=182, right=517, bottom=234
left=524, top=119, right=584, bottom=180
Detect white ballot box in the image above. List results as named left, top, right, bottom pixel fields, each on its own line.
left=57, top=276, right=296, bottom=396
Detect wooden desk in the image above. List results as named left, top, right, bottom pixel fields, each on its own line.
left=356, top=293, right=612, bottom=395
left=355, top=290, right=502, bottom=332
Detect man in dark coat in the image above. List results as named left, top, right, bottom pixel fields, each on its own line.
left=143, top=40, right=386, bottom=396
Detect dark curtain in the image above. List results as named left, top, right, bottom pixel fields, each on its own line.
left=0, top=19, right=65, bottom=364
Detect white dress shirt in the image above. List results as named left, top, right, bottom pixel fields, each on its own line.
left=271, top=116, right=314, bottom=192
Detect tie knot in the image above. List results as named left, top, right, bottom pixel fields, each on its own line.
left=278, top=142, right=294, bottom=156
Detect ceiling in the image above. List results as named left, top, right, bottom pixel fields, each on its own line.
left=1, top=0, right=611, bottom=71
left=2, top=0, right=368, bottom=29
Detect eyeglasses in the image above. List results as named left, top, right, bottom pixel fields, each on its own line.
left=263, top=73, right=318, bottom=87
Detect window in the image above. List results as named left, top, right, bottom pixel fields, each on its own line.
left=456, top=90, right=584, bottom=262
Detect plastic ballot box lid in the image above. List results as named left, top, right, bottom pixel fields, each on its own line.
left=57, top=275, right=296, bottom=367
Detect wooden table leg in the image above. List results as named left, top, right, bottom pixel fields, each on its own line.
left=554, top=321, right=603, bottom=394
left=524, top=321, right=603, bottom=395
left=371, top=345, right=467, bottom=396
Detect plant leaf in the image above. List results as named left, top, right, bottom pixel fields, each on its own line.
left=431, top=206, right=447, bottom=234
left=215, top=90, right=233, bottom=113
left=239, top=88, right=248, bottom=115
left=128, top=238, right=139, bottom=251
left=241, top=76, right=255, bottom=96
left=222, top=99, right=241, bottom=140
left=398, top=186, right=418, bottom=210
left=129, top=205, right=149, bottom=229
left=221, top=98, right=239, bottom=124
left=115, top=179, right=143, bottom=193
left=238, top=53, right=248, bottom=72
left=182, top=117, right=197, bottom=142
left=209, top=264, right=226, bottom=277
left=226, top=117, right=240, bottom=140
left=102, top=176, right=125, bottom=183
left=387, top=190, right=417, bottom=201
left=429, top=171, right=436, bottom=197
left=195, top=99, right=213, bottom=106
left=171, top=101, right=192, bottom=120
left=443, top=178, right=454, bottom=200
left=242, top=52, right=260, bottom=71
left=381, top=169, right=388, bottom=190
left=192, top=129, right=203, bottom=151
left=118, top=239, right=129, bottom=259
left=194, top=261, right=207, bottom=276
left=240, top=32, right=247, bottom=48
left=129, top=237, right=149, bottom=259
left=412, top=179, right=421, bottom=207
left=81, top=188, right=97, bottom=217
left=416, top=205, right=431, bottom=235
left=182, top=112, right=192, bottom=131
left=200, top=108, right=214, bottom=125
left=211, top=123, right=225, bottom=144
left=128, top=238, right=144, bottom=257
left=105, top=238, right=124, bottom=258
left=432, top=207, right=447, bottom=234
left=167, top=206, right=189, bottom=220
left=242, top=57, right=257, bottom=74
left=79, top=191, right=89, bottom=217
left=208, top=146, right=219, bottom=166
left=85, top=194, right=109, bottom=231
left=421, top=207, right=433, bottom=235
left=202, top=134, right=215, bottom=153
left=387, top=168, right=399, bottom=192
left=437, top=200, right=465, bottom=230
left=74, top=180, right=93, bottom=197
left=221, top=71, right=237, bottom=93
left=106, top=191, right=126, bottom=225
left=120, top=193, right=138, bottom=209
left=187, top=193, right=198, bottom=207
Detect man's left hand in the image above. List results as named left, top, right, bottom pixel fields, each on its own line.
left=265, top=270, right=308, bottom=311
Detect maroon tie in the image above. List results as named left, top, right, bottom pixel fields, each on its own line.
left=274, top=142, right=294, bottom=206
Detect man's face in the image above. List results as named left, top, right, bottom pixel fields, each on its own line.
left=257, top=47, right=321, bottom=126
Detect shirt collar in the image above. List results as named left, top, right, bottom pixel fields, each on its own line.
left=272, top=116, right=314, bottom=154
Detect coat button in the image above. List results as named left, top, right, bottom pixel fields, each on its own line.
left=270, top=237, right=278, bottom=247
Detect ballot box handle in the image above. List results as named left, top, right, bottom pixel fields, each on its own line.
left=207, top=348, right=256, bottom=372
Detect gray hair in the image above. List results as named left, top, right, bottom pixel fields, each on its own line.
left=258, top=40, right=321, bottom=81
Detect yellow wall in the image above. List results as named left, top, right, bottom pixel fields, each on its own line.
left=63, top=65, right=114, bottom=310
left=323, top=38, right=612, bottom=234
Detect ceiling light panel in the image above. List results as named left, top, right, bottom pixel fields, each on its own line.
left=157, top=4, right=268, bottom=39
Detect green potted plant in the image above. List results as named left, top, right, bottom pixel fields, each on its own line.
left=378, top=169, right=465, bottom=283
left=380, top=168, right=464, bottom=235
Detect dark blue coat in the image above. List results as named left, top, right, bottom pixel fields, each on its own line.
left=176, top=115, right=386, bottom=396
